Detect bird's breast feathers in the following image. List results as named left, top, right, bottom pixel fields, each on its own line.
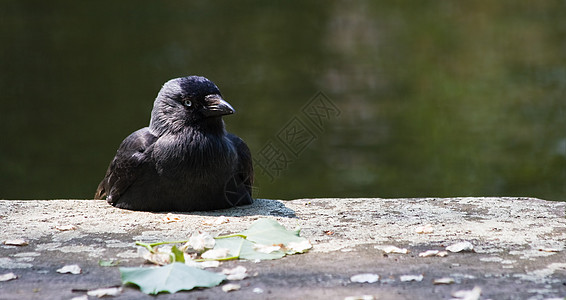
left=152, top=131, right=236, bottom=178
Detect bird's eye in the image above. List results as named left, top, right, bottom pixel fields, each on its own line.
left=183, top=100, right=192, bottom=107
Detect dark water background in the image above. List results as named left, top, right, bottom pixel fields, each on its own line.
left=1, top=1, right=565, bottom=201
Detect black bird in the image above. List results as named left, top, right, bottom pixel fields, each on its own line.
left=94, top=76, right=253, bottom=211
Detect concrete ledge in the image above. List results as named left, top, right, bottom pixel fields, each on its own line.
left=1, top=198, right=565, bottom=299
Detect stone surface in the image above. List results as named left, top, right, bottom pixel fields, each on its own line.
left=0, top=198, right=565, bottom=299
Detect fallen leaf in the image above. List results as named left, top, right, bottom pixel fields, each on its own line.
left=0, top=272, right=18, bottom=282
left=433, top=277, right=455, bottom=285
left=253, top=244, right=281, bottom=254
left=350, top=273, right=379, bottom=283
left=170, top=245, right=185, bottom=263
left=213, top=236, right=285, bottom=261
left=87, top=286, right=123, bottom=297
left=4, top=239, right=28, bottom=246
left=399, top=274, right=423, bottom=282
left=446, top=241, right=474, bottom=253
left=237, top=219, right=306, bottom=249
left=57, top=264, right=82, bottom=275
left=221, top=283, right=241, bottom=292
left=99, top=259, right=120, bottom=267
left=120, top=262, right=226, bottom=295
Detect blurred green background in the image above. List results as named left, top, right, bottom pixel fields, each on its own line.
left=1, top=1, right=565, bottom=200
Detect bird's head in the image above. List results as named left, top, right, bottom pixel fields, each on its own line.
left=149, top=76, right=235, bottom=135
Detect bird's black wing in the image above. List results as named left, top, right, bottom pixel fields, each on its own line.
left=94, top=128, right=157, bottom=204
left=225, top=133, right=254, bottom=206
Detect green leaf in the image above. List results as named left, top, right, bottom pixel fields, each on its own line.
left=171, top=245, right=185, bottom=263
left=238, top=219, right=305, bottom=247
left=214, top=236, right=285, bottom=261
left=120, top=263, right=225, bottom=294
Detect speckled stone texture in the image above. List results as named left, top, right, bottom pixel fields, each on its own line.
left=0, top=198, right=565, bottom=299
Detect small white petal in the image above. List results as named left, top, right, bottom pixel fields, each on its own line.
left=350, top=273, right=379, bottom=283
left=201, top=248, right=231, bottom=259
left=415, top=224, right=434, bottom=234
left=87, top=286, right=122, bottom=297
left=221, top=283, right=241, bottom=292
left=433, top=277, right=455, bottom=285
left=56, top=225, right=77, bottom=231
left=287, top=240, right=312, bottom=253
left=57, top=264, right=82, bottom=275
left=399, top=274, right=423, bottom=282
left=446, top=241, right=474, bottom=253
left=0, top=272, right=18, bottom=282
left=187, top=233, right=216, bottom=252
left=3, top=239, right=28, bottom=246
left=223, top=266, right=247, bottom=280
left=375, top=245, right=408, bottom=254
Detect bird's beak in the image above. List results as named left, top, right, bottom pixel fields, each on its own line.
left=201, top=94, right=235, bottom=117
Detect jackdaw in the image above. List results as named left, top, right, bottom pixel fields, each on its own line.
left=94, top=76, right=253, bottom=211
